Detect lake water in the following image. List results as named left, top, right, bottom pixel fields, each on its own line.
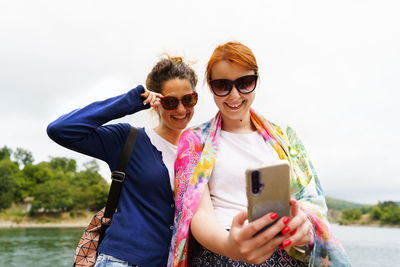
left=0, top=224, right=399, bottom=266
left=0, top=227, right=83, bottom=266
left=331, top=224, right=400, bottom=267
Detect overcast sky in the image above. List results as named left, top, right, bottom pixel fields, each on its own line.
left=1, top=0, right=399, bottom=204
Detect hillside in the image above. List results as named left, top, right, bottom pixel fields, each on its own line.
left=325, top=197, right=371, bottom=211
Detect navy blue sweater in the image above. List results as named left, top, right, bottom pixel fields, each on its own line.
left=47, top=85, right=174, bottom=266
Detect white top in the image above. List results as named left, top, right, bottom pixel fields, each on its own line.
left=208, top=130, right=280, bottom=229
left=144, top=127, right=177, bottom=191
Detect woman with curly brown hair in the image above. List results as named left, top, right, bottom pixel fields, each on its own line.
left=48, top=56, right=198, bottom=267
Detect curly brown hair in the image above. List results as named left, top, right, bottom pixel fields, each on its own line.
left=146, top=56, right=198, bottom=94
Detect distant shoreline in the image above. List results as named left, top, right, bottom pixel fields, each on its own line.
left=328, top=210, right=400, bottom=228
left=1, top=220, right=398, bottom=229
left=333, top=221, right=400, bottom=229
left=332, top=222, right=400, bottom=229
left=1, top=208, right=398, bottom=229
left=0, top=211, right=92, bottom=229
left=0, top=220, right=88, bottom=228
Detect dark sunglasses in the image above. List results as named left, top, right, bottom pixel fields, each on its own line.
left=209, top=74, right=258, bottom=97
left=159, top=92, right=198, bottom=110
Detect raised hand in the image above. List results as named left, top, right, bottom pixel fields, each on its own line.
left=140, top=88, right=163, bottom=107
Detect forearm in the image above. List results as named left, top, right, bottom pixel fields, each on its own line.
left=190, top=185, right=236, bottom=258
left=190, top=207, right=230, bottom=256
left=48, top=86, right=146, bottom=142
left=47, top=85, right=148, bottom=160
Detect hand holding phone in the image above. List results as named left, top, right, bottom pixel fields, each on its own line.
left=246, top=160, right=290, bottom=233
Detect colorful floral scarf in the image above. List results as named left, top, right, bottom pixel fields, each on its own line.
left=167, top=110, right=351, bottom=267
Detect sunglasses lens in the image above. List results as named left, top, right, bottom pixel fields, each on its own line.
left=160, top=93, right=198, bottom=110
left=210, top=75, right=257, bottom=96
left=161, top=97, right=178, bottom=110
left=182, top=93, right=198, bottom=107
left=235, top=75, right=257, bottom=93
left=210, top=80, right=232, bottom=96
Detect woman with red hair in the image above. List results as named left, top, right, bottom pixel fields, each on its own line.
left=168, top=42, right=350, bottom=266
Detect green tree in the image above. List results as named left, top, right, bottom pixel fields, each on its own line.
left=378, top=201, right=397, bottom=210
left=342, top=208, right=362, bottom=221
left=369, top=206, right=382, bottom=220
left=0, top=146, right=110, bottom=214
left=49, top=157, right=77, bottom=173
left=368, top=201, right=400, bottom=225
left=360, top=206, right=371, bottom=214
left=83, top=160, right=100, bottom=173
left=70, top=169, right=108, bottom=211
left=0, top=159, right=19, bottom=209
left=13, top=148, right=34, bottom=167
left=28, top=158, right=108, bottom=213
left=379, top=201, right=400, bottom=224
left=31, top=178, right=74, bottom=213
left=0, top=146, right=12, bottom=161
left=15, top=162, right=56, bottom=202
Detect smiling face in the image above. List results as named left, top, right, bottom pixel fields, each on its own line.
left=156, top=78, right=195, bottom=133
left=209, top=60, right=256, bottom=128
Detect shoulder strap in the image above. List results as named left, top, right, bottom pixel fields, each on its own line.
left=103, top=126, right=138, bottom=219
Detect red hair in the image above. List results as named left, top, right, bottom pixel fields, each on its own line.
left=206, top=41, right=258, bottom=82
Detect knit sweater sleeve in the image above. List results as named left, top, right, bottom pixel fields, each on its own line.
left=47, top=85, right=148, bottom=166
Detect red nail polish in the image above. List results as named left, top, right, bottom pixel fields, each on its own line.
left=270, top=212, right=278, bottom=220
left=281, top=226, right=290, bottom=235
left=290, top=199, right=297, bottom=205
left=283, top=239, right=292, bottom=248
left=282, top=216, right=290, bottom=225
left=290, top=229, right=297, bottom=236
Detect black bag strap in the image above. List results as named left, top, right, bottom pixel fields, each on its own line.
left=103, top=126, right=138, bottom=219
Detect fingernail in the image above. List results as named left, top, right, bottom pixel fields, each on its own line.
left=281, top=226, right=290, bottom=235
left=270, top=212, right=278, bottom=220
left=290, top=229, right=297, bottom=236
left=283, top=239, right=292, bottom=248
left=282, top=216, right=290, bottom=225
left=290, top=199, right=297, bottom=205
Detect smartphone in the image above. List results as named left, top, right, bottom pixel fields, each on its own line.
left=246, top=160, right=290, bottom=233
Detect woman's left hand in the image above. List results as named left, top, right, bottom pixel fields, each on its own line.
left=279, top=200, right=313, bottom=250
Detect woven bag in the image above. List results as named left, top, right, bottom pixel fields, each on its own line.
left=73, top=208, right=108, bottom=266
